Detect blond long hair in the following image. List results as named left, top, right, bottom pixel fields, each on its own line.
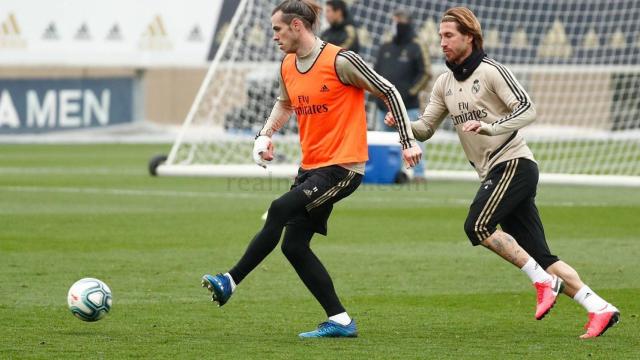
left=441, top=7, right=484, bottom=50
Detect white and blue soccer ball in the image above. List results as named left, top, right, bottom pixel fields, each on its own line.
left=67, top=278, right=112, bottom=322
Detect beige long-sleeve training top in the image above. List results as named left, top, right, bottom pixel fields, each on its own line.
left=412, top=57, right=536, bottom=180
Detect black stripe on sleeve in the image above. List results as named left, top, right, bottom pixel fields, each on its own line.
left=339, top=51, right=411, bottom=148
left=488, top=130, right=518, bottom=160
left=483, top=58, right=525, bottom=102
left=482, top=59, right=530, bottom=124
left=482, top=59, right=531, bottom=125
left=339, top=51, right=409, bottom=143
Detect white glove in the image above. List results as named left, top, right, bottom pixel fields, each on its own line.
left=252, top=135, right=273, bottom=168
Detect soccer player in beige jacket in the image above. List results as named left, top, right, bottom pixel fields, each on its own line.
left=386, top=7, right=619, bottom=339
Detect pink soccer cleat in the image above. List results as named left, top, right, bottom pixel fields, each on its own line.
left=580, top=305, right=620, bottom=339
left=534, top=275, right=564, bottom=320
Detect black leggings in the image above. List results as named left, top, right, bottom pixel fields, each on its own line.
left=228, top=190, right=346, bottom=316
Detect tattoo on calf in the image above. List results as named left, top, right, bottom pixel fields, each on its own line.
left=489, top=232, right=523, bottom=265
left=491, top=236, right=505, bottom=254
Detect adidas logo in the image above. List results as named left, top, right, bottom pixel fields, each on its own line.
left=145, top=15, right=168, bottom=37
left=0, top=13, right=20, bottom=36
left=106, top=23, right=123, bottom=41
left=0, top=13, right=27, bottom=48
left=139, top=15, right=172, bottom=50
left=187, top=25, right=203, bottom=42
left=74, top=23, right=91, bottom=41
left=42, top=22, right=59, bottom=40
left=446, top=88, right=453, bottom=96
left=320, top=84, right=330, bottom=93
left=303, top=189, right=314, bottom=197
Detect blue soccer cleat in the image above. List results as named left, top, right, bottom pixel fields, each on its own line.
left=298, top=320, right=358, bottom=338
left=201, top=273, right=232, bottom=306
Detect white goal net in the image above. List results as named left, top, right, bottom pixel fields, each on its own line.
left=156, top=0, right=640, bottom=186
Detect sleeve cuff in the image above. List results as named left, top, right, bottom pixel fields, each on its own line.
left=400, top=139, right=415, bottom=150
left=479, top=122, right=495, bottom=136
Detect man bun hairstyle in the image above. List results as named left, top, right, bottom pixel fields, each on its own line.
left=273, top=0, right=323, bottom=32
left=441, top=7, right=484, bottom=50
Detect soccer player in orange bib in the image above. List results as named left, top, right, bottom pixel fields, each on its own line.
left=386, top=7, right=619, bottom=339
left=203, top=0, right=422, bottom=338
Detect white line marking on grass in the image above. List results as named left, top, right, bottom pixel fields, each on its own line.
left=0, top=185, right=618, bottom=207
left=0, top=186, right=262, bottom=200
left=0, top=185, right=469, bottom=205
left=0, top=167, right=140, bottom=175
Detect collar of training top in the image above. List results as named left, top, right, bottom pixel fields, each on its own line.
left=446, top=48, right=487, bottom=82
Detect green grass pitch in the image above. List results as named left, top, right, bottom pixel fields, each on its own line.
left=1, top=144, right=638, bottom=359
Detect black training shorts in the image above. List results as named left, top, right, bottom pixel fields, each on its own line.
left=464, top=158, right=559, bottom=268
left=287, top=165, right=362, bottom=235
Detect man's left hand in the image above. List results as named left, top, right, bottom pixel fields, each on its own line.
left=462, top=120, right=492, bottom=135
left=462, top=120, right=482, bottom=133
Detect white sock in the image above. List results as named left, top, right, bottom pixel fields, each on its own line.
left=328, top=312, right=351, bottom=326
left=224, top=273, right=237, bottom=293
left=573, top=285, right=609, bottom=313
left=520, top=257, right=553, bottom=283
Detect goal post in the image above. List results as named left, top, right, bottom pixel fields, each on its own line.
left=154, top=0, right=640, bottom=186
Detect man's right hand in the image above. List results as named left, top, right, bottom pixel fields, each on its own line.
left=402, top=144, right=422, bottom=168
left=384, top=112, right=396, bottom=127
left=252, top=135, right=274, bottom=168
left=386, top=112, right=422, bottom=167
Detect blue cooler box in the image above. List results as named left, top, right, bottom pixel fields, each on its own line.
left=363, top=131, right=403, bottom=184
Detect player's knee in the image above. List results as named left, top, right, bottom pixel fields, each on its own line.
left=463, top=215, right=491, bottom=245
left=536, top=254, right=560, bottom=270
left=280, top=239, right=293, bottom=258
left=463, top=216, right=478, bottom=242
left=267, top=198, right=288, bottom=222
left=281, top=239, right=303, bottom=260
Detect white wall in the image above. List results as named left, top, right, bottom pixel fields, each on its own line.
left=0, top=0, right=223, bottom=67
